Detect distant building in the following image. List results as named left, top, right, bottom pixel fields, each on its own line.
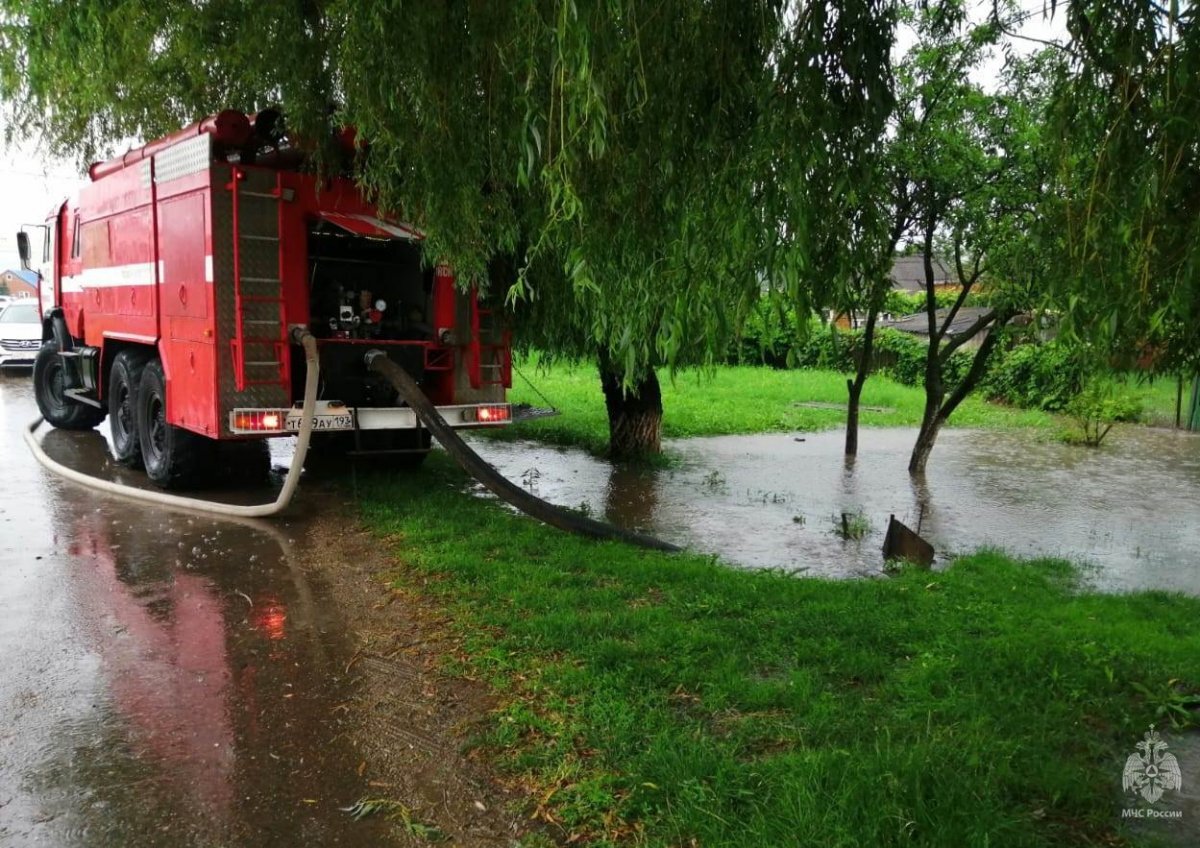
left=889, top=255, right=956, bottom=293
left=0, top=269, right=38, bottom=298
left=880, top=306, right=994, bottom=350
left=829, top=255, right=958, bottom=329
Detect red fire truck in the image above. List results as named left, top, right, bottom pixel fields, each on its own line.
left=19, top=110, right=511, bottom=488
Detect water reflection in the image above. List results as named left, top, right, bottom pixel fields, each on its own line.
left=0, top=375, right=397, bottom=846
left=603, top=463, right=661, bottom=530
left=67, top=511, right=237, bottom=820
left=18, top=496, right=398, bottom=847
left=469, top=426, right=1200, bottom=594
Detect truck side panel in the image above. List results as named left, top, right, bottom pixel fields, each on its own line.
left=159, top=193, right=209, bottom=322
left=161, top=339, right=218, bottom=435
left=157, top=187, right=218, bottom=436
left=73, top=162, right=157, bottom=346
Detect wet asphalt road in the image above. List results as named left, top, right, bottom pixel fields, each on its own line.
left=0, top=371, right=400, bottom=846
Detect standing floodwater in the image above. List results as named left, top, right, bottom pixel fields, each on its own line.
left=469, top=426, right=1200, bottom=594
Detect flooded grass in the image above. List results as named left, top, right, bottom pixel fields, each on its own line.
left=498, top=359, right=1058, bottom=455
left=360, top=455, right=1200, bottom=847
left=469, top=427, right=1200, bottom=594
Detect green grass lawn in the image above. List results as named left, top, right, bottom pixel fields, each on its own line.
left=1109, top=373, right=1188, bottom=427
left=361, top=457, right=1200, bottom=847
left=500, top=359, right=1057, bottom=454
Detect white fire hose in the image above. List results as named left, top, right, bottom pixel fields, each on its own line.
left=23, top=329, right=320, bottom=518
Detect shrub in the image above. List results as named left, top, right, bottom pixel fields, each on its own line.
left=1064, top=380, right=1143, bottom=446
left=731, top=301, right=804, bottom=367
left=730, top=300, right=1100, bottom=418
left=859, top=328, right=975, bottom=389
left=730, top=307, right=855, bottom=371
left=790, top=324, right=857, bottom=372
left=1090, top=379, right=1144, bottom=423
left=981, top=342, right=1087, bottom=411
left=870, top=329, right=929, bottom=385
left=883, top=288, right=972, bottom=317
left=730, top=306, right=982, bottom=389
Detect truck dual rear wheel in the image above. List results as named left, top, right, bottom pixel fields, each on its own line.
left=33, top=341, right=107, bottom=431
left=136, top=358, right=215, bottom=489
left=108, top=350, right=150, bottom=468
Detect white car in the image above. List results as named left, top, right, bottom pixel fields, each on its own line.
left=0, top=301, right=42, bottom=368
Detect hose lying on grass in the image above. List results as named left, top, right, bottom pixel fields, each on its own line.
left=364, top=349, right=682, bottom=553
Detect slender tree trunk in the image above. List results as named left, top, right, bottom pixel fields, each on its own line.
left=599, top=354, right=663, bottom=459
left=909, top=355, right=946, bottom=474
left=910, top=220, right=945, bottom=475
left=845, top=305, right=882, bottom=456
left=846, top=377, right=863, bottom=456
left=908, top=409, right=945, bottom=474
left=908, top=313, right=1009, bottom=474
left=845, top=204, right=911, bottom=456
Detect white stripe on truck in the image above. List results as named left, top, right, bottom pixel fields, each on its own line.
left=60, top=258, right=215, bottom=294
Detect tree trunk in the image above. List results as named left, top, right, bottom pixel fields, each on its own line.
left=908, top=411, right=944, bottom=475
left=845, top=303, right=882, bottom=456
left=599, top=356, right=663, bottom=459
left=845, top=377, right=863, bottom=456
left=908, top=310, right=1009, bottom=474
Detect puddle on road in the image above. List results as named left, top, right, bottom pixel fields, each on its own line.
left=468, top=426, right=1200, bottom=594
left=0, top=378, right=400, bottom=846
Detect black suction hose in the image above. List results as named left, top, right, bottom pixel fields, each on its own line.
left=364, top=350, right=681, bottom=553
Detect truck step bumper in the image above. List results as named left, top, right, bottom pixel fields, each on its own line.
left=228, top=401, right=510, bottom=435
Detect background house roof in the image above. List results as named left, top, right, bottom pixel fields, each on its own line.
left=1, top=269, right=39, bottom=297
left=881, top=306, right=992, bottom=337
left=5, top=269, right=38, bottom=286
left=890, top=256, right=953, bottom=292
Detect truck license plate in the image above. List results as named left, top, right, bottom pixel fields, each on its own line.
left=285, top=413, right=354, bottom=432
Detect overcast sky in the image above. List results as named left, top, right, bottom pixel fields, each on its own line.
left=0, top=134, right=80, bottom=271
left=0, top=1, right=1067, bottom=273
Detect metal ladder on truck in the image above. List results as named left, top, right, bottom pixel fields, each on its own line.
left=229, top=168, right=290, bottom=393
left=468, top=289, right=511, bottom=390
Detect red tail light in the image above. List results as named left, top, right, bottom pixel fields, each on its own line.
left=476, top=405, right=510, bottom=423
left=230, top=409, right=289, bottom=432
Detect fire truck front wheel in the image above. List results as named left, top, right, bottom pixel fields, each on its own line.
left=108, top=350, right=150, bottom=468
left=33, top=342, right=107, bottom=431
left=136, top=358, right=215, bottom=489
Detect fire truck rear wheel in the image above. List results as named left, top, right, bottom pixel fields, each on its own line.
left=136, top=358, right=215, bottom=489
left=108, top=350, right=150, bottom=468
left=33, top=341, right=107, bottom=431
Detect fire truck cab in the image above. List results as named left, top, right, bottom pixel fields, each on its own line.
left=21, top=110, right=511, bottom=488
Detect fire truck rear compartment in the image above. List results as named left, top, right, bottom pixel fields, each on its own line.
left=301, top=224, right=433, bottom=407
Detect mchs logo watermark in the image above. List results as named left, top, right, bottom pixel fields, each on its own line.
left=1122, top=726, right=1183, bottom=820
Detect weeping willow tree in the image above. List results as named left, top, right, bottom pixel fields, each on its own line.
left=1048, top=0, right=1200, bottom=376
left=0, top=0, right=897, bottom=457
